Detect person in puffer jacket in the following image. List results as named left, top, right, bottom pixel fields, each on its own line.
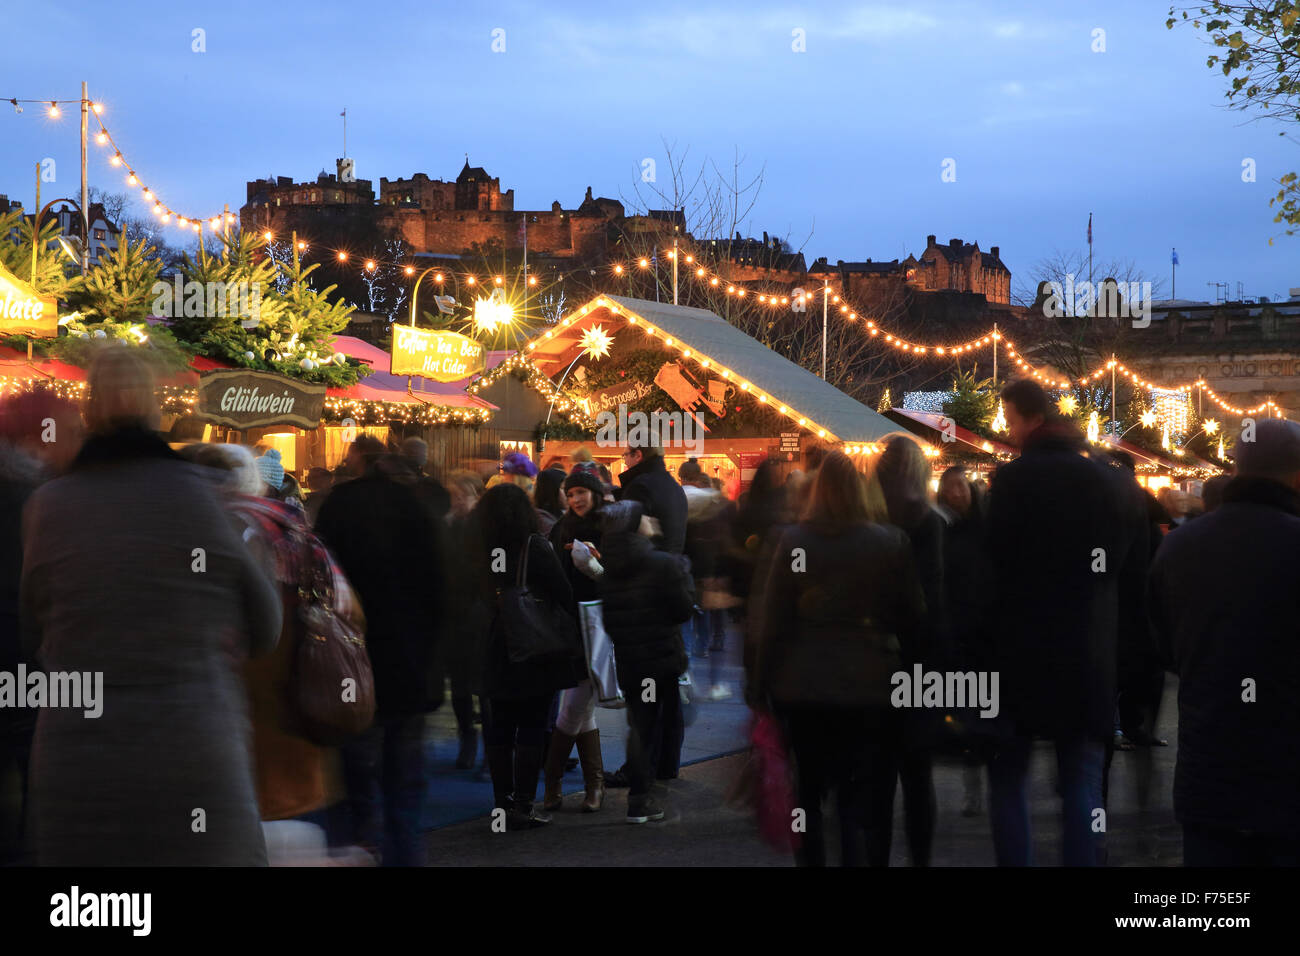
left=598, top=500, right=695, bottom=824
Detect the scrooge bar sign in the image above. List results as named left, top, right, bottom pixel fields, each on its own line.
left=390, top=326, right=485, bottom=382
left=197, top=369, right=327, bottom=429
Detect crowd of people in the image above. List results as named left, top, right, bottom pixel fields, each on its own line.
left=0, top=348, right=1295, bottom=867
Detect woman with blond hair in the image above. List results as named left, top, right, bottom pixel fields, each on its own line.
left=873, top=434, right=948, bottom=866
left=22, top=349, right=281, bottom=865
left=750, top=450, right=926, bottom=866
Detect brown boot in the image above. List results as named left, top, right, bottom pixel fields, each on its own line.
left=542, top=731, right=576, bottom=811
left=575, top=729, right=605, bottom=812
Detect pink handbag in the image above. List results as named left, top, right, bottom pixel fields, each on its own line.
left=750, top=713, right=801, bottom=852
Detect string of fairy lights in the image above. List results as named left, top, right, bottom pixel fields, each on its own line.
left=6, top=93, right=237, bottom=230
left=0, top=367, right=494, bottom=426
left=7, top=93, right=1287, bottom=426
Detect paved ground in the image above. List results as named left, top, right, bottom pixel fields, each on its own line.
left=423, top=618, right=1183, bottom=865
left=420, top=621, right=753, bottom=830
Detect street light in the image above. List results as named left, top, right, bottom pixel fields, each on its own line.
left=28, top=196, right=84, bottom=287
left=407, top=266, right=460, bottom=327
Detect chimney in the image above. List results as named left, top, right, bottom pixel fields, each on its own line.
left=950, top=238, right=962, bottom=248
left=990, top=246, right=1000, bottom=259
left=926, top=234, right=936, bottom=246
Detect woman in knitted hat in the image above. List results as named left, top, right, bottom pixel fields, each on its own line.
left=486, top=451, right=538, bottom=496
left=255, top=447, right=286, bottom=496
left=542, top=464, right=610, bottom=812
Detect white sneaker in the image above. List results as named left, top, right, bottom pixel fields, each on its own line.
left=707, top=684, right=732, bottom=701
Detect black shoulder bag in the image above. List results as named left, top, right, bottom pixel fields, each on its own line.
left=498, top=534, right=578, bottom=665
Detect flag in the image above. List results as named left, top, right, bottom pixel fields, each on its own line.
left=340, top=108, right=346, bottom=117
left=1171, top=247, right=1179, bottom=266
left=1087, top=213, right=1092, bottom=246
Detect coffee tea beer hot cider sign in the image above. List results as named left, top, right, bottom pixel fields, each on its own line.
left=391, top=326, right=485, bottom=382
left=0, top=262, right=58, bottom=338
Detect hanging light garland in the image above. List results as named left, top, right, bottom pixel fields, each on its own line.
left=10, top=93, right=1285, bottom=420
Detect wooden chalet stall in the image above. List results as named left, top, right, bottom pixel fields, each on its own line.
left=178, top=334, right=498, bottom=478
left=469, top=294, right=900, bottom=491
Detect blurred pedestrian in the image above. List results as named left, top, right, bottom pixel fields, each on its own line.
left=488, top=451, right=538, bottom=496
left=304, top=466, right=335, bottom=524
left=533, top=466, right=567, bottom=536
left=605, top=437, right=689, bottom=788
left=21, top=349, right=281, bottom=865
left=0, top=390, right=81, bottom=864
left=401, top=436, right=451, bottom=523
left=874, top=435, right=947, bottom=866
left=474, top=483, right=581, bottom=829
left=1200, top=474, right=1230, bottom=513
left=598, top=500, right=695, bottom=823
left=986, top=379, right=1139, bottom=866
left=679, top=457, right=737, bottom=700
left=1149, top=418, right=1300, bottom=865
left=750, top=450, right=926, bottom=866
left=443, top=470, right=489, bottom=770
left=937, top=466, right=995, bottom=818
left=315, top=448, right=445, bottom=865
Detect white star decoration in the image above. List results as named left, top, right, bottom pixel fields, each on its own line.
left=579, top=324, right=613, bottom=360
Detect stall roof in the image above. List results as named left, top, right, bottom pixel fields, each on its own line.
left=524, top=295, right=899, bottom=443
left=885, top=407, right=1017, bottom=457
left=331, top=335, right=497, bottom=411
left=1096, top=436, right=1179, bottom=471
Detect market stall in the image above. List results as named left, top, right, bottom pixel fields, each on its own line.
left=468, top=294, right=901, bottom=490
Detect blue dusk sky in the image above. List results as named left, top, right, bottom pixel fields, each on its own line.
left=3, top=0, right=1296, bottom=301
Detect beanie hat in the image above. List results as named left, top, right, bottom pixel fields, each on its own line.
left=256, top=448, right=285, bottom=492
left=1233, top=418, right=1300, bottom=478
left=501, top=451, right=538, bottom=478
left=564, top=467, right=604, bottom=497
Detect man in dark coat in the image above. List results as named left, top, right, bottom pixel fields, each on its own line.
left=616, top=440, right=688, bottom=555
left=598, top=500, right=695, bottom=823
left=1149, top=418, right=1300, bottom=865
left=315, top=451, right=444, bottom=866
left=400, top=436, right=451, bottom=523
left=607, top=438, right=691, bottom=787
left=986, top=379, right=1136, bottom=866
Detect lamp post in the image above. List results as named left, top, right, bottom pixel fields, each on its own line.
left=29, top=195, right=84, bottom=287
left=407, top=266, right=459, bottom=327
left=821, top=279, right=829, bottom=379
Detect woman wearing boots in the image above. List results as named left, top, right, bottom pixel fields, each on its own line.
left=543, top=465, right=608, bottom=812
left=474, top=484, right=581, bottom=829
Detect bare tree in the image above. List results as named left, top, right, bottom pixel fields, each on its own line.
left=88, top=187, right=131, bottom=225
left=1013, top=248, right=1165, bottom=403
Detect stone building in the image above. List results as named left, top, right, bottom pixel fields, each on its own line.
left=240, top=159, right=624, bottom=263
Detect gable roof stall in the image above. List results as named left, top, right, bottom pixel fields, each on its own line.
left=472, top=294, right=900, bottom=486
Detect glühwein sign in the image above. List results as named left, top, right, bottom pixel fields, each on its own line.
left=197, top=369, right=327, bottom=429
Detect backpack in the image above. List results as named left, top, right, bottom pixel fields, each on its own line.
left=290, top=533, right=376, bottom=745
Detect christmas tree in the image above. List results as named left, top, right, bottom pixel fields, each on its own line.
left=69, top=231, right=162, bottom=322
left=0, top=209, right=79, bottom=300
left=171, top=232, right=360, bottom=386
